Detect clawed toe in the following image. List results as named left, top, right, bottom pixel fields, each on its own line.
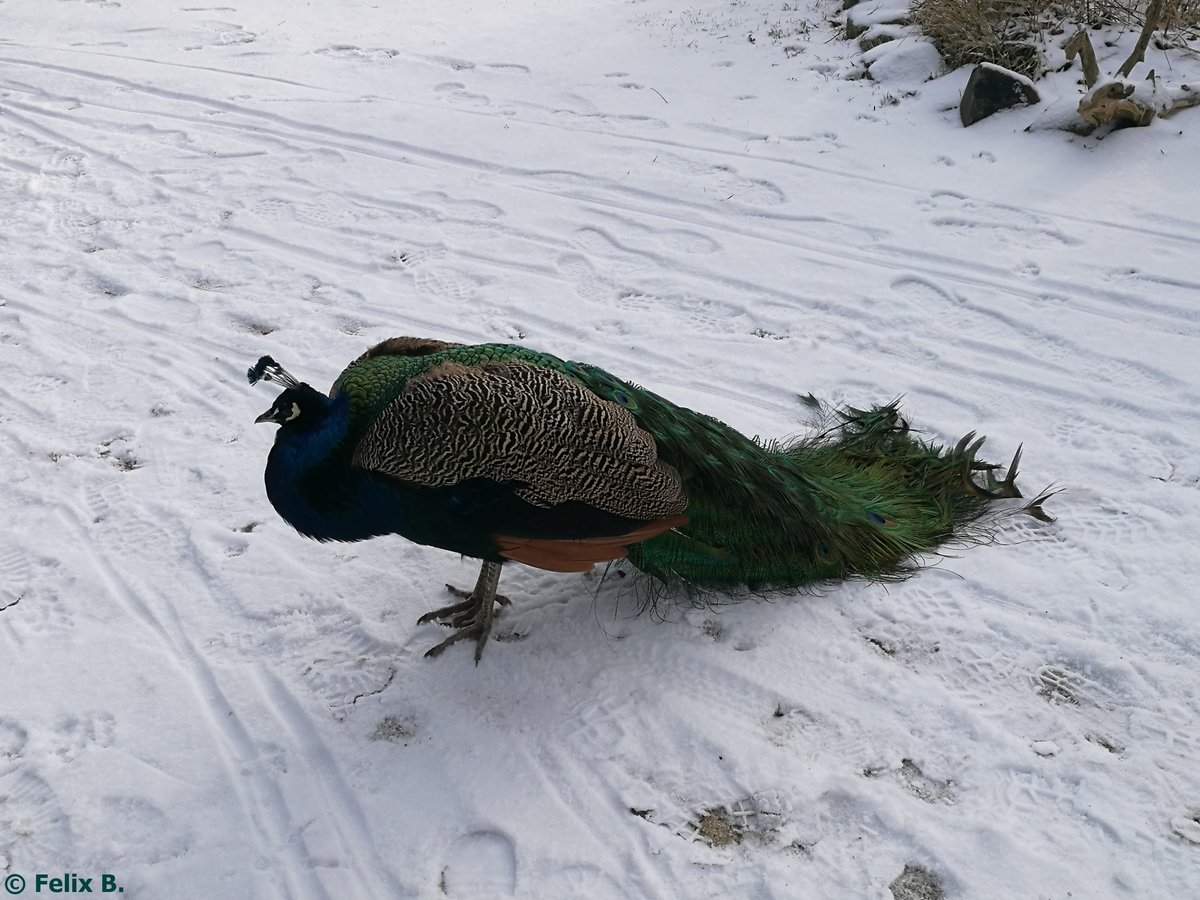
left=420, top=604, right=495, bottom=663
left=418, top=562, right=505, bottom=663
left=424, top=624, right=484, bottom=659
left=417, top=597, right=476, bottom=625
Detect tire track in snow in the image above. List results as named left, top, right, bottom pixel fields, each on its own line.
left=4, top=64, right=1197, bottom=445
left=255, top=669, right=417, bottom=898
left=5, top=54, right=1195, bottom=427
left=526, top=173, right=1199, bottom=341
left=6, top=132, right=1193, bottom=460
left=2, top=50, right=1195, bottom=350
left=61, top=486, right=405, bottom=899
left=7, top=44, right=1199, bottom=254
left=58, top=496, right=318, bottom=898
left=0, top=126, right=428, bottom=873
left=81, top=484, right=331, bottom=857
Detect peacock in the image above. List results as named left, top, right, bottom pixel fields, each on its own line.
left=248, top=336, right=1052, bottom=662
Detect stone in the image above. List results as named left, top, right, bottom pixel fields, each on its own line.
left=960, top=62, right=1041, bottom=126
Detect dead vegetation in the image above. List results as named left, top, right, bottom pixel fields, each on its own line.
left=913, top=0, right=1047, bottom=75
left=912, top=0, right=1195, bottom=72
left=890, top=863, right=946, bottom=900
left=912, top=0, right=1200, bottom=129
left=915, top=0, right=1200, bottom=76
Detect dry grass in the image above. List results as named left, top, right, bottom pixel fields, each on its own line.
left=912, top=0, right=1200, bottom=77
left=1160, top=0, right=1200, bottom=40
left=911, top=0, right=1048, bottom=76
left=1077, top=0, right=1200, bottom=29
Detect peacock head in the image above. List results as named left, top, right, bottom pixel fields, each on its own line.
left=247, top=356, right=328, bottom=430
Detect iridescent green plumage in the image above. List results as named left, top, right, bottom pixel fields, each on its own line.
left=250, top=336, right=1052, bottom=661
left=558, top=353, right=1045, bottom=593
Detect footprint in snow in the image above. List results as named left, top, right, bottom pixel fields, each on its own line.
left=0, top=718, right=29, bottom=761
left=51, top=713, right=116, bottom=763
left=439, top=830, right=517, bottom=897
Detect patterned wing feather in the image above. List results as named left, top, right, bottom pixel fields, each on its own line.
left=351, top=361, right=688, bottom=521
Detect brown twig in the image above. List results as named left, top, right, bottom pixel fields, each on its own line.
left=1117, top=0, right=1166, bottom=77
left=1065, top=29, right=1101, bottom=88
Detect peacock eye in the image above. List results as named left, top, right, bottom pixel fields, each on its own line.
left=284, top=402, right=301, bottom=422
left=612, top=389, right=636, bottom=409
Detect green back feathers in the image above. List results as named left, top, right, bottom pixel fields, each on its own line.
left=331, top=339, right=572, bottom=445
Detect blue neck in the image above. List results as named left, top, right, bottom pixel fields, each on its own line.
left=264, top=393, right=389, bottom=542
left=262, top=393, right=496, bottom=554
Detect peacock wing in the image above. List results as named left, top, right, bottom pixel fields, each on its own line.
left=350, top=360, right=689, bottom=523
left=329, top=336, right=463, bottom=397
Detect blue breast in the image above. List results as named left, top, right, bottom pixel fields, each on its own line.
left=264, top=395, right=396, bottom=542
left=262, top=392, right=505, bottom=560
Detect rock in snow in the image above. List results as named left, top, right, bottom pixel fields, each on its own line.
left=960, top=62, right=1041, bottom=126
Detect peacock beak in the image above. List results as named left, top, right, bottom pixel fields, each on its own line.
left=254, top=407, right=278, bottom=425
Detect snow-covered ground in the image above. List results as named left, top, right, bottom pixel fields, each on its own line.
left=3, top=1, right=1199, bottom=897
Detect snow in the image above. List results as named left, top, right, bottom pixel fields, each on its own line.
left=863, top=38, right=945, bottom=87
left=2, top=0, right=1199, bottom=898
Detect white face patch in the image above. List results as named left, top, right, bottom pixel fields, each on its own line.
left=284, top=402, right=301, bottom=422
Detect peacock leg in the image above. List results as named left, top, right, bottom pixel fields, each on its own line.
left=418, top=561, right=505, bottom=663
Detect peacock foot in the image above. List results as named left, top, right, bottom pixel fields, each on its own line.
left=442, top=583, right=511, bottom=608
left=417, top=561, right=506, bottom=663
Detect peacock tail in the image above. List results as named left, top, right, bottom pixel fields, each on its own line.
left=563, top=358, right=1046, bottom=594
left=628, top=403, right=1028, bottom=593
left=297, top=337, right=1047, bottom=595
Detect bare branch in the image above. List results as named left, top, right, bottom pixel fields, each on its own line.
left=1117, top=0, right=1166, bottom=78
left=1159, top=85, right=1200, bottom=118
left=1065, top=29, right=1101, bottom=89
